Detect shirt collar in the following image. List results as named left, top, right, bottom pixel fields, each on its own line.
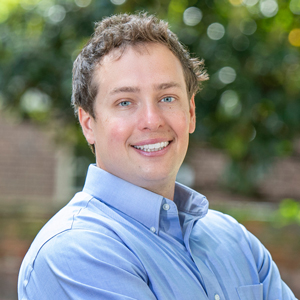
left=83, top=164, right=163, bottom=232
left=82, top=164, right=209, bottom=231
left=174, top=182, right=209, bottom=218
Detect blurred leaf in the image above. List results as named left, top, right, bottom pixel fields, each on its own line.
left=272, top=198, right=300, bottom=227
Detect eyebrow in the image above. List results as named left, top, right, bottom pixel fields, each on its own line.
left=109, top=81, right=181, bottom=95
left=109, top=86, right=141, bottom=95
left=154, top=82, right=181, bottom=91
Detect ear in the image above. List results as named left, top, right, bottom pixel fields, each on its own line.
left=189, top=95, right=196, bottom=134
left=78, top=107, right=96, bottom=145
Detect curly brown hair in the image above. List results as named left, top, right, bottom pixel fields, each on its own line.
left=71, top=12, right=208, bottom=119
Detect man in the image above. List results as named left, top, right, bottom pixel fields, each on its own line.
left=18, top=13, right=296, bottom=300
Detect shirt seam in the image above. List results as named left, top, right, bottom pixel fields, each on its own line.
left=70, top=193, right=94, bottom=229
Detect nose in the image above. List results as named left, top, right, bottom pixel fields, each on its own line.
left=138, top=102, right=165, bottom=131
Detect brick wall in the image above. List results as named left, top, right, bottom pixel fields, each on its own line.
left=0, top=114, right=73, bottom=206
left=185, top=142, right=300, bottom=202
left=258, top=156, right=300, bottom=201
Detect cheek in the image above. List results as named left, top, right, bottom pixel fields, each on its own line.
left=169, top=110, right=191, bottom=134
left=102, top=118, right=132, bottom=144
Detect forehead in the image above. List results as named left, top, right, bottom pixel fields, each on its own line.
left=92, top=42, right=186, bottom=94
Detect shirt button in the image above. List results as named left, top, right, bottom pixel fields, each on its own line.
left=162, top=203, right=170, bottom=211
left=214, top=294, right=220, bottom=300
left=150, top=227, right=156, bottom=233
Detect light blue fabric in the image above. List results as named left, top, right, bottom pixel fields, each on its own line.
left=18, top=164, right=297, bottom=300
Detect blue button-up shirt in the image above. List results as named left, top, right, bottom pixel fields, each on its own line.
left=18, top=164, right=296, bottom=300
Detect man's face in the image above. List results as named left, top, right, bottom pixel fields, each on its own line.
left=79, top=43, right=196, bottom=199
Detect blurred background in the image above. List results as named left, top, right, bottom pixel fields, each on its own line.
left=0, top=0, right=299, bottom=298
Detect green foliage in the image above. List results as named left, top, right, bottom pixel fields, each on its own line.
left=0, top=0, right=115, bottom=146
left=1, top=0, right=300, bottom=194
left=274, top=198, right=300, bottom=226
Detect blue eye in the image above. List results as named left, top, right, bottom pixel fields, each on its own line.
left=161, top=96, right=174, bottom=103
left=119, top=101, right=131, bottom=107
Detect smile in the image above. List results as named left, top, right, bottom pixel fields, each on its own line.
left=133, top=141, right=170, bottom=152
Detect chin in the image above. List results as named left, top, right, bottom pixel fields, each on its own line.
left=138, top=170, right=176, bottom=184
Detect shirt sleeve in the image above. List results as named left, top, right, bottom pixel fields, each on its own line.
left=241, top=225, right=297, bottom=300
left=22, top=229, right=157, bottom=300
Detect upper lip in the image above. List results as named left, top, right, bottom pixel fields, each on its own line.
left=131, top=138, right=172, bottom=147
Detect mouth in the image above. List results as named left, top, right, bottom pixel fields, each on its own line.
left=132, top=141, right=170, bottom=152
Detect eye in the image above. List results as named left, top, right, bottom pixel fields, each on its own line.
left=118, top=100, right=131, bottom=107
left=161, top=96, right=175, bottom=103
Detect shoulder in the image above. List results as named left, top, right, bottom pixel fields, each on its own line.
left=24, top=191, right=127, bottom=260
left=193, top=209, right=253, bottom=247
left=18, top=192, right=146, bottom=298
left=19, top=192, right=127, bottom=277
left=200, top=209, right=242, bottom=232
left=193, top=209, right=269, bottom=260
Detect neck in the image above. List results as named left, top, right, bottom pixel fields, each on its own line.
left=140, top=181, right=176, bottom=201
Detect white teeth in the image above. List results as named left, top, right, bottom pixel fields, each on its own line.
left=134, top=141, right=170, bottom=152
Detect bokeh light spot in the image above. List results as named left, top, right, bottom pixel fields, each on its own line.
left=289, top=0, right=300, bottom=15
left=260, top=0, right=278, bottom=18
left=243, top=0, right=259, bottom=6
left=20, top=0, right=40, bottom=10
left=239, top=18, right=257, bottom=35
left=20, top=89, right=51, bottom=113
left=183, top=7, right=202, bottom=26
left=229, top=0, right=243, bottom=6
left=110, top=0, right=126, bottom=5
left=48, top=5, right=66, bottom=23
left=207, top=23, right=225, bottom=40
left=219, top=67, right=237, bottom=84
left=220, top=90, right=242, bottom=116
left=75, top=0, right=92, bottom=8
left=288, top=28, right=300, bottom=47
